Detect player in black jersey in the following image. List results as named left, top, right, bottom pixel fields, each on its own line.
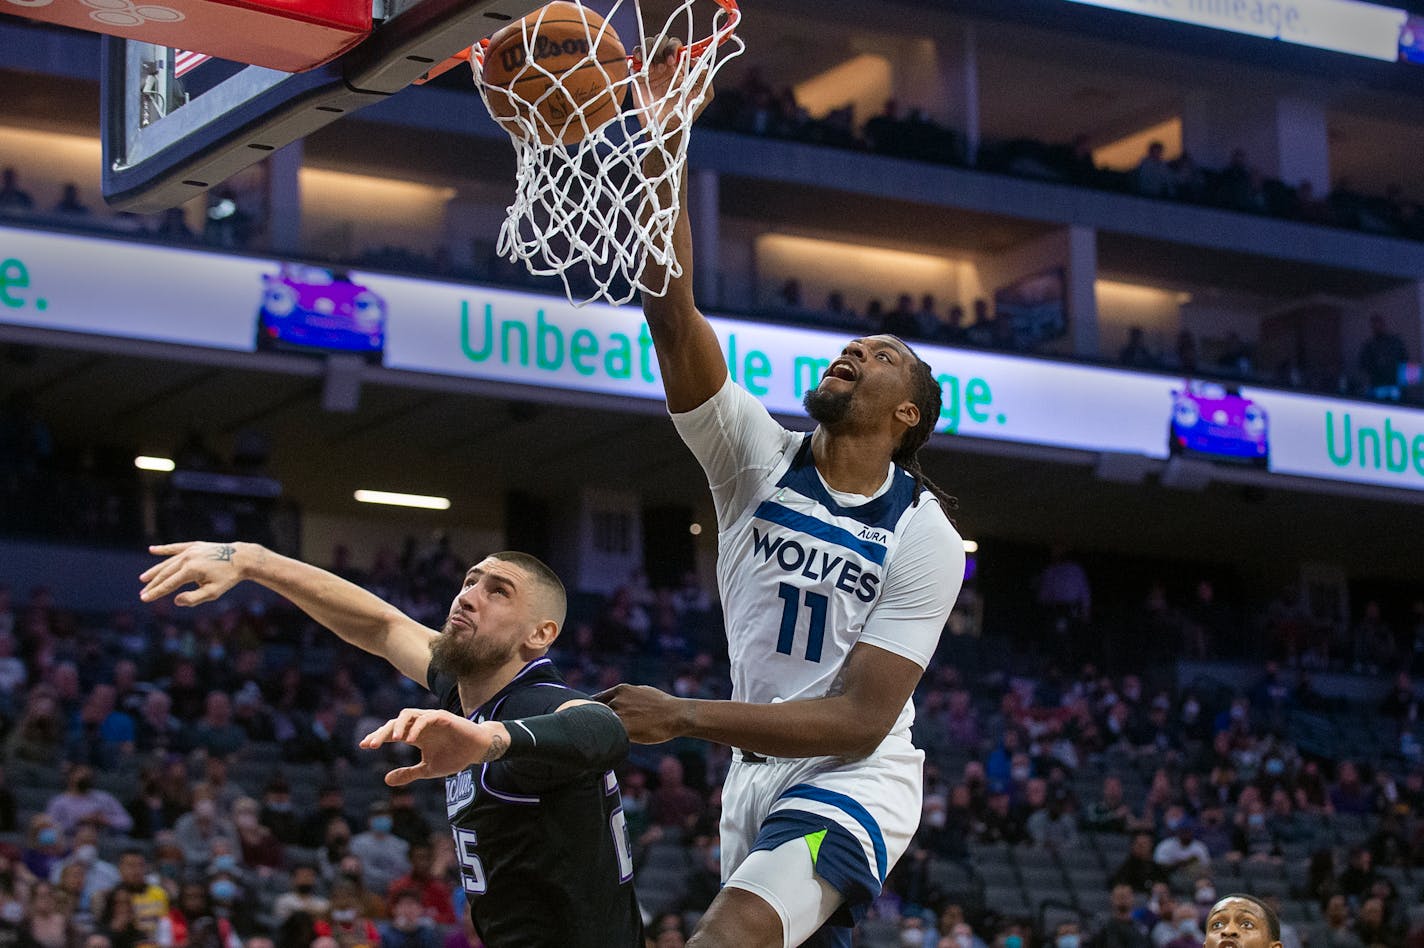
left=140, top=542, right=644, bottom=948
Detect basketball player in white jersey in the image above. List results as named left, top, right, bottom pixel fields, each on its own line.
left=597, top=43, right=965, bottom=948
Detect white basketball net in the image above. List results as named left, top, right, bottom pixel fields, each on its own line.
left=471, top=0, right=743, bottom=306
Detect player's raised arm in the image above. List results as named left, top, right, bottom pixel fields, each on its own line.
left=139, top=541, right=436, bottom=685
left=638, top=40, right=729, bottom=414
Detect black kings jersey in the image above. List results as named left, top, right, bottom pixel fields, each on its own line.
left=429, top=658, right=643, bottom=948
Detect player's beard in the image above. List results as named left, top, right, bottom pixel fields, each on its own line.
left=803, top=384, right=853, bottom=425
left=429, top=621, right=517, bottom=679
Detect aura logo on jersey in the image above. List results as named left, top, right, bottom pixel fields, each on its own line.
left=750, top=527, right=881, bottom=603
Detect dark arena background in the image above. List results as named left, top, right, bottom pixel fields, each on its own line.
left=4, top=0, right=1424, bottom=945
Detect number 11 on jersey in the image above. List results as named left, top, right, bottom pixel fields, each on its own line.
left=776, top=582, right=827, bottom=662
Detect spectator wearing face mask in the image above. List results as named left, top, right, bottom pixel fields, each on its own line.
left=187, top=868, right=253, bottom=948
left=1093, top=885, right=1150, bottom=948
left=387, top=844, right=454, bottom=926
left=51, top=827, right=119, bottom=904
left=379, top=891, right=441, bottom=948
left=22, top=816, right=66, bottom=880
left=272, top=864, right=328, bottom=924
left=1155, top=904, right=1204, bottom=948
left=230, top=799, right=283, bottom=874
left=332, top=856, right=386, bottom=921
left=348, top=803, right=409, bottom=897
left=314, top=883, right=380, bottom=948
left=1054, top=921, right=1084, bottom=948
left=257, top=780, right=299, bottom=846
left=173, top=790, right=238, bottom=867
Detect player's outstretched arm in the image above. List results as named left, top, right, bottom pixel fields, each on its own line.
left=139, top=541, right=436, bottom=685
left=598, top=641, right=921, bottom=760
left=637, top=40, right=728, bottom=414
left=361, top=700, right=628, bottom=786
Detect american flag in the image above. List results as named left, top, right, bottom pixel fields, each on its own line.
left=173, top=50, right=211, bottom=77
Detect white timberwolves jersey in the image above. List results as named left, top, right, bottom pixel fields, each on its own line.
left=673, top=379, right=963, bottom=738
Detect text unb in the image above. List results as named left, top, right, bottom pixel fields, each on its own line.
left=1324, top=411, right=1424, bottom=478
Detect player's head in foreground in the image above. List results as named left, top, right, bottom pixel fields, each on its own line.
left=803, top=333, right=955, bottom=511
left=430, top=551, right=568, bottom=680
left=1204, top=894, right=1282, bottom=948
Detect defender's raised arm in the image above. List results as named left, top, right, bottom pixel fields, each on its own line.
left=139, top=541, right=436, bottom=685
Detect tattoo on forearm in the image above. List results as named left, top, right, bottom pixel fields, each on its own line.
left=210, top=545, right=236, bottom=563
left=480, top=733, right=508, bottom=763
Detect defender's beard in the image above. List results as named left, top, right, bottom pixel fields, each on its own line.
left=803, top=385, right=852, bottom=425
left=429, top=621, right=517, bottom=679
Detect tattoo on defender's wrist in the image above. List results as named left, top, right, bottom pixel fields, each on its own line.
left=211, top=545, right=236, bottom=563
left=481, top=732, right=508, bottom=763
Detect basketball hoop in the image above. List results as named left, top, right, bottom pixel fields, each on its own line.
left=454, top=0, right=742, bottom=306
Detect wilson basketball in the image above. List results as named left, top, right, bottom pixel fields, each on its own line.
left=481, top=1, right=629, bottom=145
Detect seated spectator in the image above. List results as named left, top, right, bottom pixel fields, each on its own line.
left=329, top=854, right=386, bottom=921
left=272, top=864, right=329, bottom=925
left=1153, top=819, right=1211, bottom=876
left=172, top=789, right=238, bottom=868
left=22, top=816, right=66, bottom=881
left=1228, top=793, right=1279, bottom=863
left=53, top=827, right=119, bottom=905
left=940, top=304, right=969, bottom=345
left=115, top=848, right=168, bottom=948
left=0, top=169, right=33, bottom=215
left=258, top=779, right=300, bottom=846
left=1215, top=332, right=1255, bottom=378
left=1156, top=903, right=1204, bottom=948
left=99, top=887, right=147, bottom=948
left=349, top=803, right=410, bottom=897
left=1359, top=314, right=1409, bottom=402
left=45, top=766, right=133, bottom=838
left=1112, top=831, right=1169, bottom=892
left=1332, top=763, right=1375, bottom=816
left=1339, top=846, right=1378, bottom=900
left=1026, top=790, right=1078, bottom=851
left=188, top=692, right=248, bottom=758
left=135, top=690, right=182, bottom=755
left=52, top=184, right=89, bottom=218
left=1323, top=895, right=1364, bottom=948
left=378, top=891, right=441, bottom=948
left=1355, top=896, right=1401, bottom=948
left=1093, top=884, right=1151, bottom=948
left=300, top=786, right=354, bottom=850
left=388, top=788, right=430, bottom=850
left=1084, top=775, right=1133, bottom=833
left=232, top=798, right=283, bottom=874
left=24, top=882, right=73, bottom=948
left=978, top=789, right=1025, bottom=846
left=191, top=866, right=257, bottom=945
left=388, top=843, right=454, bottom=926
left=314, top=882, right=380, bottom=948
left=1136, top=142, right=1175, bottom=198
left=1054, top=921, right=1085, bottom=948
left=649, top=756, right=704, bottom=841
left=1119, top=327, right=1158, bottom=369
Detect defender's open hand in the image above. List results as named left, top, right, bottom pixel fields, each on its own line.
left=361, top=709, right=509, bottom=786
left=139, top=541, right=249, bottom=606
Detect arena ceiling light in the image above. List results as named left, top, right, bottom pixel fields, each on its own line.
left=134, top=456, right=176, bottom=472
left=354, top=489, right=451, bottom=510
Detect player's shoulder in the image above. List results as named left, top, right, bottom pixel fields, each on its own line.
left=495, top=682, right=589, bottom=719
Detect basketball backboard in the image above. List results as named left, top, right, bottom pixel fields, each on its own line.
left=100, top=0, right=543, bottom=211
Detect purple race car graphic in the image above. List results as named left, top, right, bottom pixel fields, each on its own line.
left=255, top=264, right=386, bottom=362
left=1168, top=380, right=1269, bottom=468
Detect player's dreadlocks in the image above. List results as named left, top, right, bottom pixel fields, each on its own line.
left=892, top=344, right=957, bottom=515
